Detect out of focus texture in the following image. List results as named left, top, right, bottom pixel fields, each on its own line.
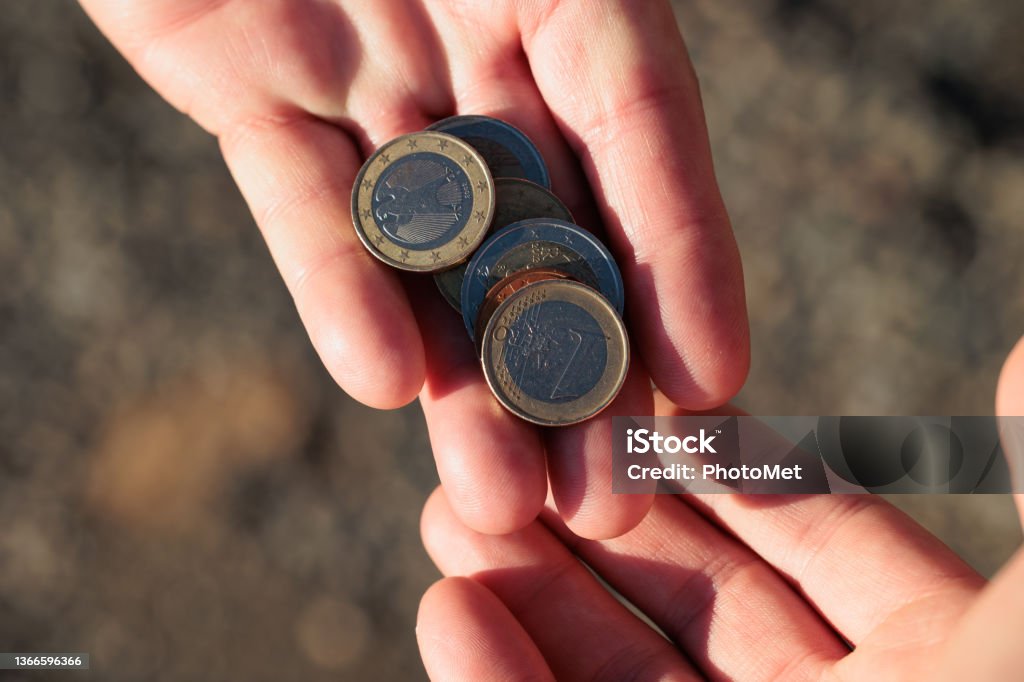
left=1, top=1, right=1022, bottom=680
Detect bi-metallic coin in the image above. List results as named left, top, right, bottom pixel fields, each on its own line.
left=473, top=268, right=571, bottom=348
left=351, top=131, right=495, bottom=272
left=426, top=115, right=550, bottom=188
left=480, top=279, right=629, bottom=426
left=460, top=219, right=625, bottom=341
left=434, top=178, right=573, bottom=310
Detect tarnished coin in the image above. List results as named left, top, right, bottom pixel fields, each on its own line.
left=426, top=115, right=550, bottom=188
left=434, top=178, right=573, bottom=310
left=473, top=268, right=571, bottom=348
left=351, top=131, right=495, bottom=272
left=481, top=279, right=629, bottom=426
left=461, top=219, right=625, bottom=341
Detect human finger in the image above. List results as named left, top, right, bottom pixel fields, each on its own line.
left=654, top=395, right=983, bottom=645
left=995, top=334, right=1024, bottom=526
left=932, top=545, right=1024, bottom=680
left=414, top=285, right=548, bottom=535
left=544, top=359, right=656, bottom=540
left=420, top=0, right=597, bottom=224
left=679, top=456, right=983, bottom=643
left=417, top=577, right=555, bottom=682
left=79, top=0, right=455, bottom=408
left=540, top=497, right=847, bottom=680
left=517, top=0, right=750, bottom=409
left=420, top=488, right=700, bottom=681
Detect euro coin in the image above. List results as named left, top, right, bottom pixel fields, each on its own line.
left=351, top=131, right=495, bottom=272
left=473, top=268, right=571, bottom=349
left=434, top=178, right=573, bottom=310
left=460, top=219, right=625, bottom=341
left=480, top=279, right=629, bottom=426
left=426, top=115, right=550, bottom=188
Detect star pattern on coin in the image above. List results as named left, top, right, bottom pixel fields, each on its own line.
left=373, top=234, right=385, bottom=246
left=476, top=180, right=487, bottom=192
left=438, top=139, right=449, bottom=150
left=475, top=210, right=486, bottom=221
left=362, top=179, right=373, bottom=190
left=400, top=250, right=410, bottom=261
left=431, top=251, right=441, bottom=262
left=457, top=236, right=469, bottom=247
left=407, top=139, right=418, bottom=150
left=563, top=234, right=574, bottom=246
left=462, top=155, right=473, bottom=165
left=380, top=153, right=391, bottom=164
left=361, top=209, right=372, bottom=219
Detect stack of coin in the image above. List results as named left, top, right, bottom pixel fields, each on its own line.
left=351, top=115, right=629, bottom=425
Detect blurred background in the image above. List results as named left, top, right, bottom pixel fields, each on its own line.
left=1, top=1, right=1022, bottom=679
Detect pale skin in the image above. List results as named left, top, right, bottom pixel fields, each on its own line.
left=79, top=0, right=750, bottom=540
left=416, top=337, right=1024, bottom=681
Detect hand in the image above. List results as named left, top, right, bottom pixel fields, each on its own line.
left=415, top=338, right=1024, bottom=681
left=80, top=0, right=749, bottom=538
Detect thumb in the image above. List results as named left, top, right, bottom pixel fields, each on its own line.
left=931, top=335, right=1024, bottom=681
left=995, top=334, right=1024, bottom=527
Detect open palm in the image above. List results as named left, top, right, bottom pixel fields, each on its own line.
left=416, top=339, right=1024, bottom=681
left=81, top=0, right=749, bottom=539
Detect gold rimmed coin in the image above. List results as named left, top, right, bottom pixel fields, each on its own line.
left=351, top=131, right=495, bottom=272
left=434, top=178, right=573, bottom=310
left=480, top=279, right=629, bottom=426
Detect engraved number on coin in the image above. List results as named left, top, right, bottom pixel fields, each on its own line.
left=498, top=300, right=608, bottom=405
left=549, top=327, right=606, bottom=400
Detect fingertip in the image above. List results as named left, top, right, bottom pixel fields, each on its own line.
left=646, top=301, right=751, bottom=410
left=995, top=336, right=1024, bottom=523
left=558, top=492, right=654, bottom=541
left=319, top=338, right=425, bottom=409
left=420, top=485, right=452, bottom=551
left=419, top=487, right=457, bottom=577
left=417, top=577, right=553, bottom=682
left=421, top=382, right=547, bottom=535
left=416, top=576, right=496, bottom=630
left=438, top=427, right=546, bottom=535
left=416, top=576, right=464, bottom=629
left=309, top=279, right=426, bottom=409
left=546, top=360, right=656, bottom=540
left=450, top=483, right=545, bottom=536
left=624, top=201, right=750, bottom=410
left=996, top=334, right=1024, bottom=417
left=434, top=439, right=546, bottom=535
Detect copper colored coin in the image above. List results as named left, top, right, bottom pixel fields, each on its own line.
left=473, top=269, right=571, bottom=350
